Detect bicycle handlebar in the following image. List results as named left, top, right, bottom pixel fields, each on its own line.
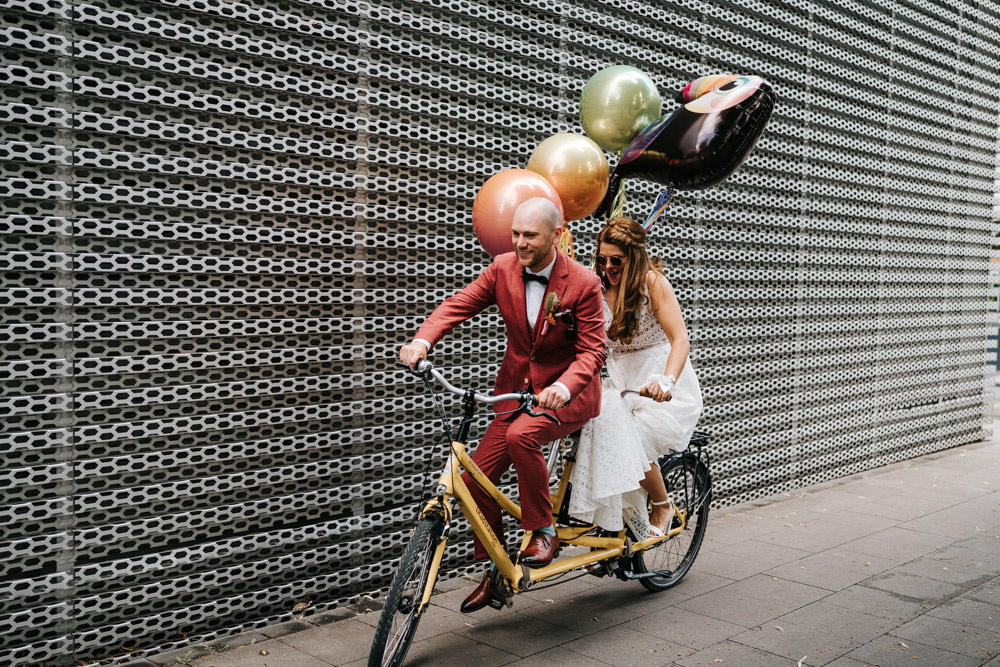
left=412, top=360, right=535, bottom=406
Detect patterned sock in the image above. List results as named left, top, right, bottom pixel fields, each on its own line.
left=535, top=525, right=556, bottom=537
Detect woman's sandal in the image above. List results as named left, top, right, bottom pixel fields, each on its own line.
left=648, top=499, right=675, bottom=538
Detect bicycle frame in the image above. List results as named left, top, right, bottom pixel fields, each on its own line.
left=417, top=438, right=688, bottom=601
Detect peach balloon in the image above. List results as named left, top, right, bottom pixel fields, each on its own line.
left=471, top=169, right=564, bottom=257
left=527, top=133, right=609, bottom=221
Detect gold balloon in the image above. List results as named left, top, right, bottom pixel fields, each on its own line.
left=580, top=65, right=662, bottom=153
left=526, top=134, right=609, bottom=221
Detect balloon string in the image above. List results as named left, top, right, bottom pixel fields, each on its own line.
left=642, top=187, right=676, bottom=232
left=609, top=180, right=627, bottom=220
left=558, top=225, right=575, bottom=259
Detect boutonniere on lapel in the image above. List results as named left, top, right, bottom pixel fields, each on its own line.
left=539, top=291, right=560, bottom=337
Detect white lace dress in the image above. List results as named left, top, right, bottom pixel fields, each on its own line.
left=568, top=294, right=703, bottom=533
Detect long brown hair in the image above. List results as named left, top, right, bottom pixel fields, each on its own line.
left=596, top=217, right=664, bottom=343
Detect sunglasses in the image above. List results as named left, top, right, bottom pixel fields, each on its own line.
left=595, top=255, right=624, bottom=268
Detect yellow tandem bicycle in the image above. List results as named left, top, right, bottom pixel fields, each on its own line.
left=369, top=361, right=712, bottom=666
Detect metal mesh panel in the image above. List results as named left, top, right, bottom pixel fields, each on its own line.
left=1, top=0, right=997, bottom=663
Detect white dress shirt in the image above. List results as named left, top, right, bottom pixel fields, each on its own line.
left=524, top=253, right=556, bottom=329
left=413, top=253, right=570, bottom=402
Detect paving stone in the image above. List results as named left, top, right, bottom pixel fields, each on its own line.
left=889, top=557, right=994, bottom=588
left=715, top=539, right=812, bottom=562
left=890, top=613, right=1000, bottom=660
left=773, top=601, right=897, bottom=644
left=814, top=510, right=900, bottom=532
left=187, top=640, right=329, bottom=667
left=953, top=533, right=1000, bottom=553
left=202, top=631, right=269, bottom=653
left=819, top=658, right=869, bottom=667
left=357, top=599, right=482, bottom=641
left=729, top=620, right=861, bottom=666
left=569, top=579, right=686, bottom=617
left=781, top=490, right=871, bottom=514
left=717, top=574, right=830, bottom=609
left=753, top=520, right=880, bottom=553
left=901, top=481, right=991, bottom=500
left=622, top=605, right=747, bottom=648
left=148, top=643, right=213, bottom=665
left=764, top=558, right=871, bottom=592
left=258, top=620, right=314, bottom=639
left=688, top=549, right=778, bottom=580
left=459, top=612, right=582, bottom=657
left=862, top=571, right=966, bottom=605
left=430, top=579, right=544, bottom=621
left=845, top=634, right=982, bottom=666
left=665, top=570, right=738, bottom=598
left=519, top=570, right=606, bottom=602
left=864, top=501, right=935, bottom=522
left=867, top=493, right=947, bottom=514
left=790, top=549, right=900, bottom=576
left=841, top=528, right=953, bottom=561
left=506, top=646, right=610, bottom=666
left=675, top=639, right=799, bottom=666
left=898, top=509, right=997, bottom=539
left=380, top=630, right=518, bottom=667
left=822, top=585, right=928, bottom=622
left=516, top=590, right=655, bottom=634
left=925, top=597, right=1000, bottom=633
left=305, top=608, right=355, bottom=626
left=964, top=578, right=998, bottom=605
left=558, top=625, right=692, bottom=666
left=277, top=621, right=374, bottom=665
left=700, top=517, right=782, bottom=545
left=675, top=587, right=795, bottom=627
left=925, top=544, right=1000, bottom=570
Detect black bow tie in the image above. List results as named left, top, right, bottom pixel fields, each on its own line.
left=521, top=269, right=549, bottom=286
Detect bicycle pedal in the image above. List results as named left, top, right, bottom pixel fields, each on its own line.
left=488, top=596, right=513, bottom=610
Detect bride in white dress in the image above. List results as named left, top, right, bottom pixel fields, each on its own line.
left=569, top=218, right=703, bottom=537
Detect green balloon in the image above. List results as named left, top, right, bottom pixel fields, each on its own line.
left=580, top=66, right=662, bottom=153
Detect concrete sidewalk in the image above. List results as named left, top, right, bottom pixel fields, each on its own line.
left=158, top=437, right=999, bottom=667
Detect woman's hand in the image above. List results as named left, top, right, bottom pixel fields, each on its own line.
left=639, top=382, right=672, bottom=402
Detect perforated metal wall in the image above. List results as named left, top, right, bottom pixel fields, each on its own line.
left=1, top=0, right=996, bottom=663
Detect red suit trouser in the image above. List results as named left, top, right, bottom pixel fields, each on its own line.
left=462, top=410, right=588, bottom=561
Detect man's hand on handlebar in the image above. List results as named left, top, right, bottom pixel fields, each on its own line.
left=535, top=386, right=567, bottom=411
left=399, top=341, right=428, bottom=369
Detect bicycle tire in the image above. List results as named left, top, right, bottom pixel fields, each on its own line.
left=368, top=516, right=444, bottom=667
left=631, top=453, right=711, bottom=592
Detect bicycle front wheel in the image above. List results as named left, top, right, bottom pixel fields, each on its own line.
left=368, top=515, right=444, bottom=667
left=632, top=453, right=711, bottom=592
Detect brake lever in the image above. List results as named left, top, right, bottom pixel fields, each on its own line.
left=396, top=360, right=432, bottom=379
left=524, top=396, right=561, bottom=426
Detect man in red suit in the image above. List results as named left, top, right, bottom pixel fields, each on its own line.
left=400, top=197, right=606, bottom=612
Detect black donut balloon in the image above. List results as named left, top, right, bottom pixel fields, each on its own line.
left=597, top=75, right=776, bottom=216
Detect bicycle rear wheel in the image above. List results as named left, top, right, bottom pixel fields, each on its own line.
left=632, top=452, right=711, bottom=592
left=368, top=515, right=444, bottom=667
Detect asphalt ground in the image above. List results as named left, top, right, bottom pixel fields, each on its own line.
left=147, top=431, right=1000, bottom=667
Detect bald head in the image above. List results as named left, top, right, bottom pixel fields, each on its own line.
left=511, top=197, right=564, bottom=270
left=513, top=197, right=562, bottom=232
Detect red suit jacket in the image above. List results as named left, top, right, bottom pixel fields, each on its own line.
left=415, top=250, right=606, bottom=423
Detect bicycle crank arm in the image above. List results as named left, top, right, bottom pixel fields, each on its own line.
left=622, top=568, right=675, bottom=580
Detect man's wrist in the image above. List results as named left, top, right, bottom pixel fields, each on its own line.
left=412, top=339, right=431, bottom=352
left=552, top=382, right=571, bottom=403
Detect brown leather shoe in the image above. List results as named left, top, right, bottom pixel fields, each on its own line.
left=519, top=532, right=559, bottom=567
left=459, top=573, right=492, bottom=613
